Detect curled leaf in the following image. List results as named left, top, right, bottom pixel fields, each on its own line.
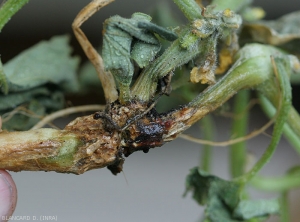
left=102, top=13, right=176, bottom=86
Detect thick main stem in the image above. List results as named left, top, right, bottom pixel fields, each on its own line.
left=0, top=115, right=120, bottom=174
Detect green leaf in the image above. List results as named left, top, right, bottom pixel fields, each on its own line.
left=3, top=35, right=79, bottom=93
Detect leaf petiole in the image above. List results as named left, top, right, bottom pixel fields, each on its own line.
left=230, top=90, right=250, bottom=178
left=234, top=56, right=292, bottom=184
left=0, top=0, right=29, bottom=32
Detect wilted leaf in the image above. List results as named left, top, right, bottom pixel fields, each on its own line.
left=0, top=87, right=51, bottom=110
left=243, top=11, right=300, bottom=46
left=1, top=89, right=65, bottom=130
left=2, top=35, right=79, bottom=93
left=184, top=167, right=281, bottom=221
left=233, top=199, right=280, bottom=220
left=0, top=35, right=80, bottom=130
left=2, top=100, right=46, bottom=131
left=184, top=167, right=241, bottom=221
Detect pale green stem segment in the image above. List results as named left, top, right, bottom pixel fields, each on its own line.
left=230, top=90, right=249, bottom=178
left=251, top=174, right=300, bottom=192
left=280, top=191, right=290, bottom=222
left=200, top=115, right=214, bottom=172
left=259, top=94, right=300, bottom=154
left=172, top=0, right=202, bottom=21
left=0, top=0, right=29, bottom=32
left=118, top=83, right=131, bottom=104
left=234, top=56, right=292, bottom=184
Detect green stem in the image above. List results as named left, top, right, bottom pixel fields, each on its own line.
left=177, top=44, right=283, bottom=129
left=230, top=90, right=250, bottom=178
left=0, top=0, right=29, bottom=32
left=200, top=115, right=214, bottom=172
left=234, top=57, right=292, bottom=184
left=0, top=59, right=9, bottom=94
left=280, top=191, right=290, bottom=222
left=259, top=94, right=300, bottom=154
left=131, top=30, right=206, bottom=101
left=189, top=59, right=271, bottom=108
left=118, top=83, right=131, bottom=104
left=172, top=0, right=202, bottom=21
left=251, top=175, right=300, bottom=192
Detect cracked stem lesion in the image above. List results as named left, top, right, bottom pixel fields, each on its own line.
left=72, top=0, right=118, bottom=103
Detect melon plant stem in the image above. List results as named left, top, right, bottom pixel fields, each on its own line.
left=234, top=57, right=292, bottom=184
left=230, top=90, right=249, bottom=178
left=200, top=115, right=214, bottom=172
left=0, top=0, right=29, bottom=32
